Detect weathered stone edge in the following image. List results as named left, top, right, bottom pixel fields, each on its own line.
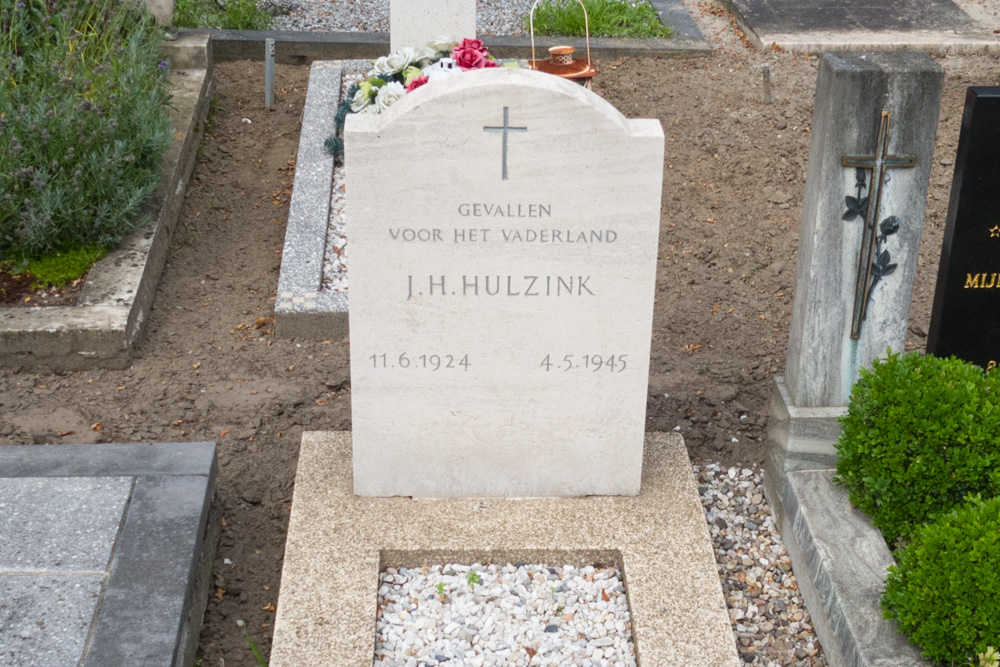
left=184, top=17, right=711, bottom=65
left=0, top=34, right=213, bottom=371
left=274, top=61, right=349, bottom=340
left=771, top=469, right=932, bottom=667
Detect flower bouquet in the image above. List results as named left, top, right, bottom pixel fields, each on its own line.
left=324, top=37, right=517, bottom=163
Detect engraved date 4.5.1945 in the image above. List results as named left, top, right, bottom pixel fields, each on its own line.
left=540, top=354, right=627, bottom=373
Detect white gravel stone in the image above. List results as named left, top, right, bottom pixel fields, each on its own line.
left=374, top=562, right=636, bottom=666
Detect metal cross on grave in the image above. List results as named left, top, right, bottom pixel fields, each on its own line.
left=840, top=110, right=916, bottom=340
left=484, top=107, right=527, bottom=181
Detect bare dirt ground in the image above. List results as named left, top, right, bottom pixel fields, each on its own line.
left=1, top=1, right=999, bottom=663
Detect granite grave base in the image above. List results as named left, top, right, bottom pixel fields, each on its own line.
left=270, top=431, right=740, bottom=666
left=0, top=442, right=219, bottom=667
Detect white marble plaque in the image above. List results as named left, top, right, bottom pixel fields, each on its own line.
left=389, top=0, right=475, bottom=52
left=346, top=68, right=663, bottom=497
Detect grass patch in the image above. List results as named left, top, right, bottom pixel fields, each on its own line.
left=174, top=0, right=272, bottom=30
left=24, top=245, right=107, bottom=288
left=527, top=0, right=672, bottom=39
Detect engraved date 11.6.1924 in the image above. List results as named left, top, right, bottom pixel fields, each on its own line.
left=369, top=353, right=470, bottom=371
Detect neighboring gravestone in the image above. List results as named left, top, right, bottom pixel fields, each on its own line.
left=784, top=52, right=943, bottom=409
left=345, top=68, right=663, bottom=497
left=390, top=0, right=475, bottom=52
left=927, top=88, right=1000, bottom=369
left=767, top=51, right=943, bottom=506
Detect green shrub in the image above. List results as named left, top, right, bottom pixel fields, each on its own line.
left=527, top=0, right=672, bottom=39
left=882, top=495, right=1000, bottom=663
left=0, top=0, right=173, bottom=261
left=834, top=351, right=1000, bottom=544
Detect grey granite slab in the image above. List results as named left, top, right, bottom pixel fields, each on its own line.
left=0, top=442, right=217, bottom=478
left=0, top=575, right=105, bottom=667
left=85, top=474, right=215, bottom=667
left=724, top=0, right=999, bottom=53
left=0, top=477, right=131, bottom=572
left=0, top=442, right=218, bottom=667
left=275, top=60, right=350, bottom=340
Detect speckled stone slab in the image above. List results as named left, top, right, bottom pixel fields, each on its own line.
left=0, top=442, right=218, bottom=667
left=270, top=431, right=739, bottom=667
left=724, top=0, right=1000, bottom=53
left=275, top=60, right=349, bottom=340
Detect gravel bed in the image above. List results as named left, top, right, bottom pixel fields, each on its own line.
left=695, top=462, right=827, bottom=666
left=375, top=563, right=635, bottom=666
left=269, top=0, right=535, bottom=36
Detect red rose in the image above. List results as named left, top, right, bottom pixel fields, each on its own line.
left=483, top=59, right=499, bottom=68
left=452, top=47, right=486, bottom=70
left=456, top=38, right=485, bottom=52
left=405, top=75, right=429, bottom=92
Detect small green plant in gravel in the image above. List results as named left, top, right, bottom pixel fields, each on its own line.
left=0, top=0, right=173, bottom=265
left=173, top=0, right=271, bottom=30
left=834, top=351, right=1000, bottom=544
left=527, top=0, right=672, bottom=39
left=882, top=496, right=1000, bottom=665
left=466, top=569, right=481, bottom=588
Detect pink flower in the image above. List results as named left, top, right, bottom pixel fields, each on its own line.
left=405, top=75, right=429, bottom=92
left=483, top=59, right=499, bottom=68
left=451, top=38, right=491, bottom=70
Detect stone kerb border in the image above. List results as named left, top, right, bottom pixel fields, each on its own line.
left=274, top=61, right=348, bottom=340
left=0, top=34, right=213, bottom=371
left=185, top=0, right=709, bottom=64
left=765, top=377, right=933, bottom=667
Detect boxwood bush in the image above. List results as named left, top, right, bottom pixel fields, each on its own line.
left=834, top=351, right=1000, bottom=544
left=882, top=495, right=1000, bottom=664
left=0, top=0, right=172, bottom=261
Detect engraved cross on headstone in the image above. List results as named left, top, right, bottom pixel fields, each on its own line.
left=841, top=110, right=916, bottom=339
left=484, top=107, right=527, bottom=181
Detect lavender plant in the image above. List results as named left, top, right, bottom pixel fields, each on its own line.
left=0, top=0, right=172, bottom=262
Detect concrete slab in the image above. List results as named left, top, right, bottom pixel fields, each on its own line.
left=769, top=468, right=932, bottom=667
left=0, top=35, right=212, bottom=371
left=724, top=0, right=1000, bottom=53
left=270, top=431, right=739, bottom=666
left=0, top=443, right=219, bottom=667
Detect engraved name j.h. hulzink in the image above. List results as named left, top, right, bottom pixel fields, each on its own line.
left=408, top=275, right=595, bottom=300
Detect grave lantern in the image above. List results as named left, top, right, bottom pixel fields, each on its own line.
left=527, top=0, right=597, bottom=89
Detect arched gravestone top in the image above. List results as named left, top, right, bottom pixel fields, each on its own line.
left=345, top=67, right=664, bottom=498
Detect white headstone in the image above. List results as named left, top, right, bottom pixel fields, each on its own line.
left=390, top=0, right=475, bottom=52
left=346, top=68, right=664, bottom=497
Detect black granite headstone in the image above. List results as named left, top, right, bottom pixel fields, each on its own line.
left=927, top=87, right=1000, bottom=369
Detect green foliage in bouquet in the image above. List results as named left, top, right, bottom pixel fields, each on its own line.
left=834, top=351, right=1000, bottom=544
left=882, top=495, right=1000, bottom=664
left=0, top=0, right=173, bottom=262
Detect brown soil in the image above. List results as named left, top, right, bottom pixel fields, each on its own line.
left=0, top=269, right=83, bottom=307
left=1, top=2, right=998, bottom=663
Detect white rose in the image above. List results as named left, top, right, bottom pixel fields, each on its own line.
left=350, top=87, right=371, bottom=113
left=369, top=47, right=421, bottom=76
left=373, top=81, right=405, bottom=113
left=427, top=35, right=457, bottom=54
